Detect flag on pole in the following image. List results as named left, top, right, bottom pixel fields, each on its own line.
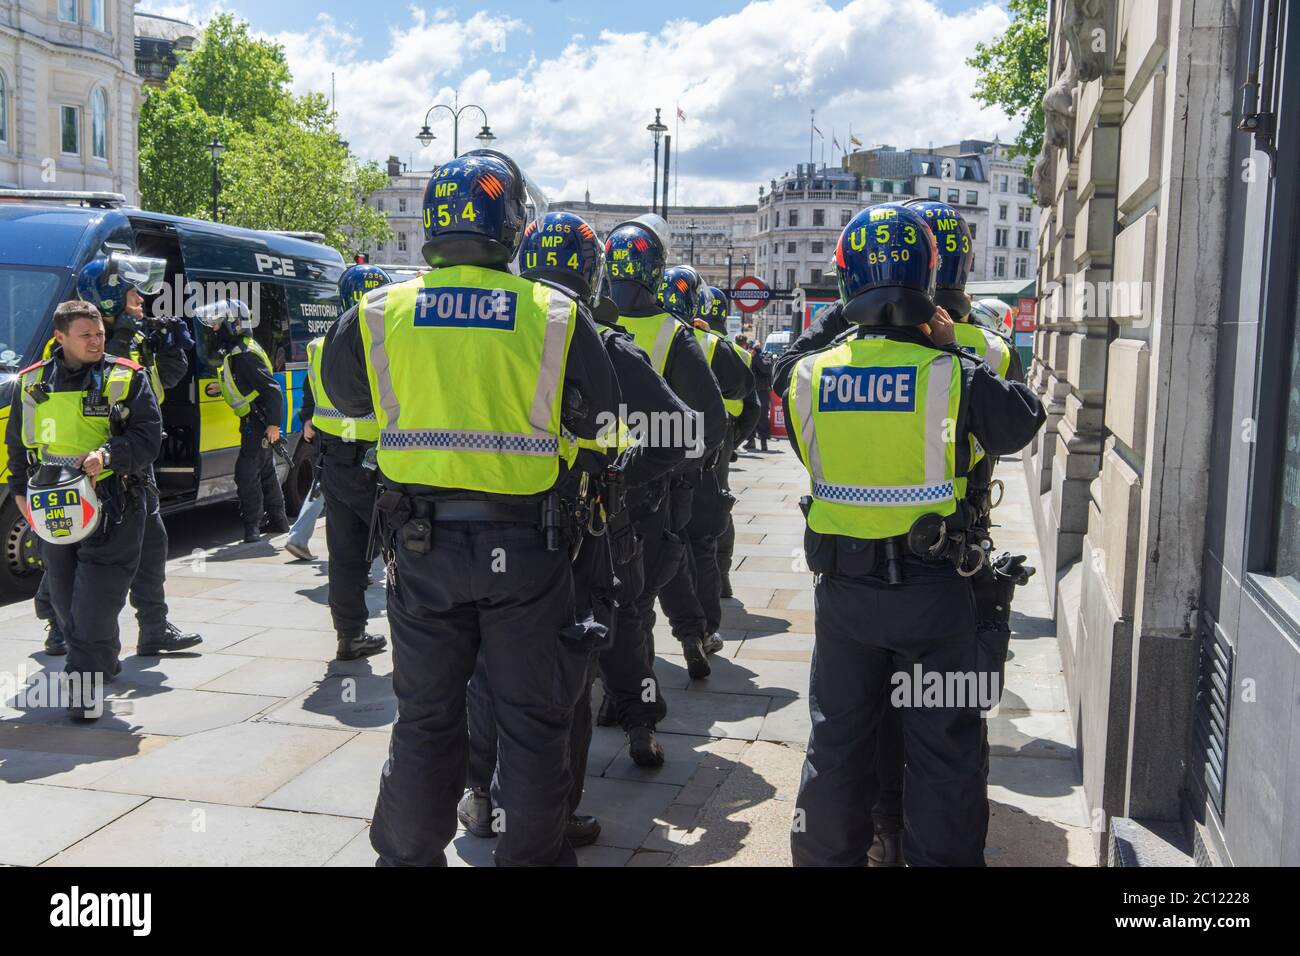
left=850, top=133, right=863, bottom=146
left=812, top=124, right=823, bottom=138
left=677, top=106, right=686, bottom=122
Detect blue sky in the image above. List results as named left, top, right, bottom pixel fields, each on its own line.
left=140, top=1, right=1020, bottom=204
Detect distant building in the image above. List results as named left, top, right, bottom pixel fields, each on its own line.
left=0, top=0, right=144, bottom=200
left=133, top=11, right=196, bottom=89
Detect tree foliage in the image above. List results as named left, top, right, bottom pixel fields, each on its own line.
left=138, top=13, right=390, bottom=258
left=967, top=0, right=1048, bottom=160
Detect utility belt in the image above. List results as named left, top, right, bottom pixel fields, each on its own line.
left=800, top=498, right=989, bottom=585
left=318, top=436, right=377, bottom=468
left=373, top=487, right=575, bottom=558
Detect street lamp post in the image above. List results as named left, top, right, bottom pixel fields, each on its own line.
left=726, top=242, right=735, bottom=292
left=688, top=219, right=697, bottom=266
left=415, top=92, right=495, bottom=159
left=647, top=108, right=668, bottom=217
left=207, top=134, right=225, bottom=223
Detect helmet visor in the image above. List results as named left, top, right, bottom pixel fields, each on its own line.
left=109, top=253, right=167, bottom=296
left=194, top=298, right=254, bottom=331
left=629, top=214, right=671, bottom=258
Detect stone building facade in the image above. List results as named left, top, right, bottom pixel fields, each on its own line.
left=1025, top=0, right=1300, bottom=865
left=0, top=0, right=142, bottom=200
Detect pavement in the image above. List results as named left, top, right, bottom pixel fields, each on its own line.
left=0, top=440, right=1094, bottom=866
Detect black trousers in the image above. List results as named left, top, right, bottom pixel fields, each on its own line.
left=236, top=418, right=286, bottom=530
left=369, top=519, right=590, bottom=867
left=598, top=498, right=675, bottom=730
left=466, top=530, right=616, bottom=815
left=318, top=439, right=378, bottom=636
left=756, top=387, right=771, bottom=440
left=34, top=486, right=169, bottom=637
left=42, top=483, right=147, bottom=682
left=792, top=562, right=989, bottom=867
left=660, top=448, right=733, bottom=638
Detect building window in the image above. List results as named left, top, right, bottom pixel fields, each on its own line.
left=1015, top=258, right=1028, bottom=278
left=772, top=242, right=779, bottom=253
left=59, top=0, right=77, bottom=23
left=928, top=186, right=940, bottom=199
left=398, top=233, right=407, bottom=253
left=841, top=209, right=852, bottom=226
left=377, top=239, right=386, bottom=252
left=376, top=198, right=384, bottom=211
left=787, top=241, right=796, bottom=254
left=811, top=240, right=824, bottom=255
left=947, top=189, right=959, bottom=204
left=994, top=256, right=1006, bottom=278
left=1018, top=177, right=1029, bottom=194
left=1017, top=229, right=1031, bottom=249
left=969, top=223, right=978, bottom=240
left=0, top=72, right=7, bottom=145
left=810, top=268, right=823, bottom=284
left=1019, top=205, right=1031, bottom=222
left=786, top=268, right=796, bottom=288
left=966, top=190, right=977, bottom=204
left=813, top=208, right=824, bottom=226
left=999, top=203, right=1008, bottom=221
left=91, top=88, right=107, bottom=160
left=994, top=227, right=1008, bottom=248
left=774, top=210, right=780, bottom=228
left=60, top=105, right=79, bottom=156
left=998, top=174, right=1009, bottom=192
left=398, top=197, right=407, bottom=213
left=789, top=210, right=799, bottom=227
left=91, top=0, right=105, bottom=30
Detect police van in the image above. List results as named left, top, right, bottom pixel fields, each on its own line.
left=0, top=191, right=346, bottom=596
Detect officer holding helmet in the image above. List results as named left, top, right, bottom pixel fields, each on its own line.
left=595, top=224, right=726, bottom=766
left=5, top=300, right=163, bottom=719
left=34, top=254, right=201, bottom=657
left=458, top=210, right=692, bottom=847
left=776, top=202, right=1044, bottom=866
left=320, top=149, right=621, bottom=867
left=295, top=263, right=393, bottom=662
left=197, top=299, right=288, bottom=544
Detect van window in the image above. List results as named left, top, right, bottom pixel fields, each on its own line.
left=0, top=266, right=63, bottom=367
left=285, top=283, right=341, bottom=364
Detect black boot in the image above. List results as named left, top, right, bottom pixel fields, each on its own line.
left=243, top=525, right=261, bottom=543
left=867, top=826, right=904, bottom=867
left=265, top=514, right=291, bottom=534
left=457, top=788, right=496, bottom=838
left=43, top=621, right=67, bottom=656
left=701, top=632, right=724, bottom=655
left=567, top=813, right=601, bottom=848
left=628, top=725, right=665, bottom=767
left=137, top=622, right=203, bottom=656
left=595, top=693, right=620, bottom=727
left=336, top=631, right=388, bottom=661
left=743, top=439, right=756, bottom=451
left=680, top=634, right=711, bottom=679
left=760, top=438, right=769, bottom=452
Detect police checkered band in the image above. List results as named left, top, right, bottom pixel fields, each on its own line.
left=812, top=480, right=955, bottom=506
left=40, top=453, right=85, bottom=468
left=315, top=406, right=376, bottom=422
left=381, top=429, right=558, bottom=457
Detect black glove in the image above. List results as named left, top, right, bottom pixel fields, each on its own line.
left=165, top=317, right=196, bottom=352
left=970, top=552, right=1035, bottom=626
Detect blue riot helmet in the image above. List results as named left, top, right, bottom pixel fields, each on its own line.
left=604, top=213, right=669, bottom=293
left=700, top=285, right=730, bottom=333
left=835, top=202, right=938, bottom=327
left=656, top=265, right=705, bottom=323
left=77, top=253, right=168, bottom=320
left=519, top=212, right=605, bottom=305
left=422, top=149, right=546, bottom=269
left=904, top=199, right=973, bottom=318
left=338, top=263, right=393, bottom=311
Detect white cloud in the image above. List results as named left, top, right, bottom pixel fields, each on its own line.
left=150, top=0, right=1020, bottom=206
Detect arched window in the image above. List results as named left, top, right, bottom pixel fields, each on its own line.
left=0, top=72, right=7, bottom=145
left=91, top=88, right=107, bottom=160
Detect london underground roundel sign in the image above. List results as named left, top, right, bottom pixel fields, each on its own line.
left=731, top=276, right=772, bottom=313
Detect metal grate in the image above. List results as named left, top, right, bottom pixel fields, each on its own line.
left=1193, top=619, right=1233, bottom=816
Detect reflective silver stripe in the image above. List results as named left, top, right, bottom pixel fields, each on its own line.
left=812, top=479, right=956, bottom=507
left=314, top=406, right=376, bottom=422
left=104, top=367, right=133, bottom=405
left=380, top=429, right=558, bottom=456
left=792, top=354, right=822, bottom=479
left=19, top=369, right=42, bottom=447
left=650, top=317, right=675, bottom=373
left=528, top=290, right=572, bottom=433
left=924, top=355, right=955, bottom=484
left=985, top=331, right=1008, bottom=375
left=363, top=289, right=401, bottom=427
left=221, top=360, right=251, bottom=413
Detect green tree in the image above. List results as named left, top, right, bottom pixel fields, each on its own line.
left=138, top=14, right=391, bottom=256
left=967, top=0, right=1048, bottom=160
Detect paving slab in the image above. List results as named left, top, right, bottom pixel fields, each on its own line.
left=655, top=689, right=770, bottom=740
left=0, top=782, right=146, bottom=866
left=0, top=723, right=172, bottom=788
left=259, top=730, right=387, bottom=818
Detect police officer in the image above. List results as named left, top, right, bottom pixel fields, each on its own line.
left=320, top=150, right=621, bottom=867
left=458, top=211, right=692, bottom=847
left=657, top=275, right=753, bottom=674
left=596, top=221, right=727, bottom=765
left=298, top=264, right=393, bottom=662
left=199, top=300, right=288, bottom=544
left=776, top=202, right=1044, bottom=866
left=743, top=337, right=774, bottom=454
left=36, top=255, right=201, bottom=656
left=5, top=300, right=163, bottom=718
